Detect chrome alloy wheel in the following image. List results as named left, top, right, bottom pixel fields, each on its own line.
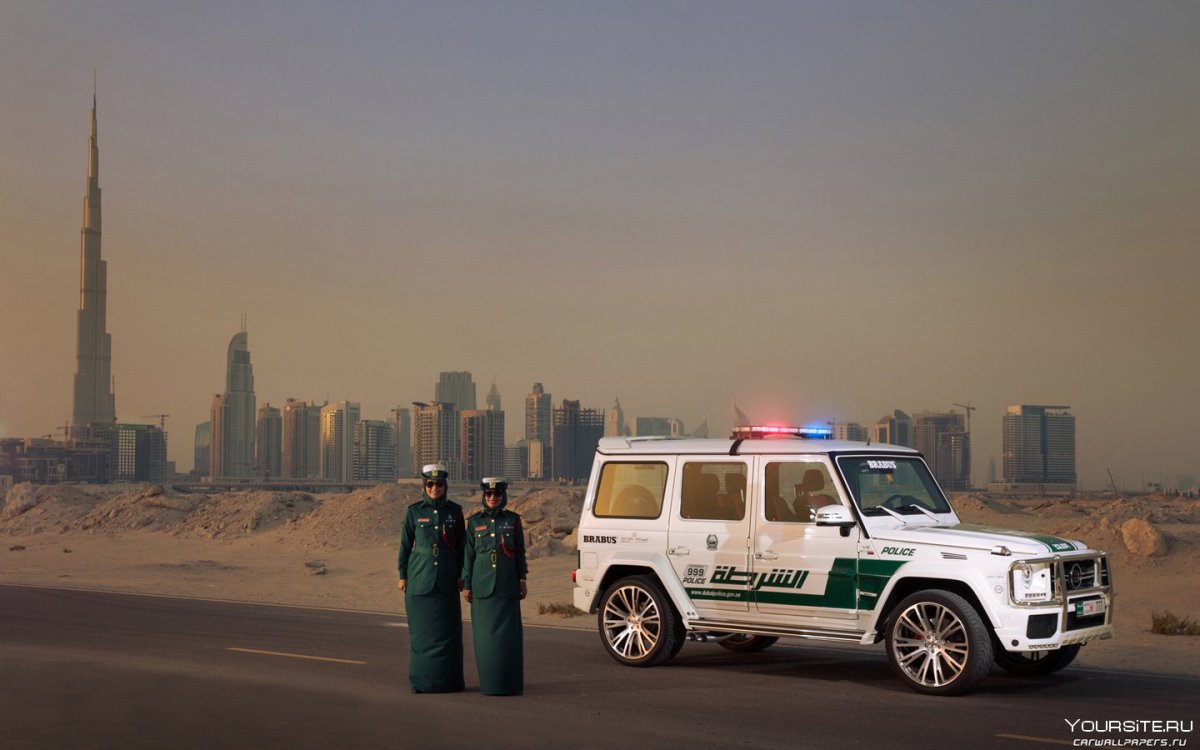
left=890, top=601, right=971, bottom=688
left=602, top=583, right=662, bottom=661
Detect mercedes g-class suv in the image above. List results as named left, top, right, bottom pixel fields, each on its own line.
left=572, top=426, right=1114, bottom=695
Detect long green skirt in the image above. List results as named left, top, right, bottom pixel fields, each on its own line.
left=470, top=595, right=523, bottom=696
left=405, top=589, right=464, bottom=693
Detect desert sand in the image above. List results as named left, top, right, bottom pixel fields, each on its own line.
left=1, top=482, right=1197, bottom=676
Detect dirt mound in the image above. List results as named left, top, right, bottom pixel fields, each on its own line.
left=505, top=488, right=583, bottom=559
left=1, top=483, right=105, bottom=534
left=276, top=484, right=417, bottom=549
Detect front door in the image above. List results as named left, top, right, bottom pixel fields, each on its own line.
left=666, top=459, right=753, bottom=614
left=751, top=457, right=860, bottom=622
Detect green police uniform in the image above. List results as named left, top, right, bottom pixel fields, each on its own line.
left=397, top=482, right=466, bottom=693
left=463, top=479, right=527, bottom=696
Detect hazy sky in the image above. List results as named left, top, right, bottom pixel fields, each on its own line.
left=2, top=2, right=1197, bottom=489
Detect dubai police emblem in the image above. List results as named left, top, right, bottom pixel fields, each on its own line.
left=706, top=534, right=718, bottom=551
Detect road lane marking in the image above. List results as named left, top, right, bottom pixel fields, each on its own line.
left=996, top=733, right=1073, bottom=746
left=226, top=647, right=367, bottom=665
left=383, top=622, right=408, bottom=628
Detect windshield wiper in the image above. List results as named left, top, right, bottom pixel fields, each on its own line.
left=874, top=505, right=909, bottom=525
left=903, top=504, right=943, bottom=522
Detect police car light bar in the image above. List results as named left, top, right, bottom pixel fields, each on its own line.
left=730, top=425, right=834, bottom=440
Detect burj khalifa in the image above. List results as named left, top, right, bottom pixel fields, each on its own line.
left=71, top=87, right=117, bottom=430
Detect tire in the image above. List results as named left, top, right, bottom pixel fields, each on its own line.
left=717, top=634, right=779, bottom=653
left=885, top=589, right=993, bottom=696
left=994, top=644, right=1081, bottom=677
left=598, top=575, right=684, bottom=667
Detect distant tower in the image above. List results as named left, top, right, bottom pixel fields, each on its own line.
left=436, top=371, right=476, bottom=411
left=210, top=330, right=257, bottom=479
left=1001, top=405, right=1076, bottom=491
left=392, top=406, right=413, bottom=478
left=411, top=402, right=461, bottom=479
left=353, top=419, right=396, bottom=482
left=605, top=397, right=628, bottom=438
left=486, top=382, right=502, bottom=411
left=552, top=399, right=604, bottom=483
left=320, top=401, right=361, bottom=482
left=524, top=383, right=552, bottom=479
left=71, top=85, right=117, bottom=432
left=282, top=399, right=322, bottom=479
left=256, top=403, right=282, bottom=480
left=460, top=408, right=505, bottom=481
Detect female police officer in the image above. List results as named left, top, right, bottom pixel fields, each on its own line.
left=462, top=477, right=527, bottom=696
left=397, top=463, right=466, bottom=693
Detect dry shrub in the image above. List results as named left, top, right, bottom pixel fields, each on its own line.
left=537, top=600, right=584, bottom=617
left=1151, top=610, right=1200, bottom=636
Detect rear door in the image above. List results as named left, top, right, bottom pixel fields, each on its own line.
left=666, top=458, right=753, bottom=613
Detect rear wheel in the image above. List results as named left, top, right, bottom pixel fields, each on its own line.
left=598, top=575, right=683, bottom=667
left=994, top=644, right=1081, bottom=676
left=717, top=634, right=779, bottom=653
left=886, top=589, right=993, bottom=696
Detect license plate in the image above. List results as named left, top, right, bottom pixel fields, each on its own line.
left=1074, top=599, right=1106, bottom=617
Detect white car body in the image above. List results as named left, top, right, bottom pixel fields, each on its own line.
left=573, top=435, right=1114, bottom=694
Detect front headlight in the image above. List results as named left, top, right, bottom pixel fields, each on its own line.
left=1010, top=562, right=1053, bottom=603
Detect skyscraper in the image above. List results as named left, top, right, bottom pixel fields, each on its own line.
left=912, top=411, right=970, bottom=491
left=1001, top=405, right=1076, bottom=491
left=524, top=383, right=552, bottom=479
left=209, top=331, right=257, bottom=479
left=353, top=419, right=397, bottom=482
left=256, top=403, right=282, bottom=480
left=436, top=371, right=476, bottom=411
left=605, top=398, right=628, bottom=437
left=392, top=406, right=413, bottom=478
left=411, top=402, right=461, bottom=479
left=320, top=401, right=361, bottom=481
left=460, top=408, right=505, bottom=481
left=486, top=382, right=502, bottom=411
left=71, top=88, right=117, bottom=433
left=552, top=399, right=604, bottom=483
left=282, top=399, right=322, bottom=479
left=193, top=422, right=210, bottom=478
left=872, top=410, right=913, bottom=447
left=635, top=416, right=672, bottom=437
left=831, top=421, right=868, bottom=442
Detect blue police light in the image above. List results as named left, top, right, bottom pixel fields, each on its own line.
left=798, top=425, right=834, bottom=440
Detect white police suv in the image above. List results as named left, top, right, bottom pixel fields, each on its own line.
left=572, top=426, right=1114, bottom=695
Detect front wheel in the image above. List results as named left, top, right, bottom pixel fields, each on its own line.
left=598, top=575, right=683, bottom=667
left=886, top=590, right=993, bottom=696
left=717, top=634, right=779, bottom=653
left=994, top=644, right=1081, bottom=676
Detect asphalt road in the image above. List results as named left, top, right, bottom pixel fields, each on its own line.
left=1, top=583, right=1195, bottom=749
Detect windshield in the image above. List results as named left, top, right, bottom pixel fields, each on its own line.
left=835, top=456, right=952, bottom=516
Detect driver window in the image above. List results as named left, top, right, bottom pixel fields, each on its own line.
left=593, top=462, right=668, bottom=518
left=763, top=462, right=837, bottom=523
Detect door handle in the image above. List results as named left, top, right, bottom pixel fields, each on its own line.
left=755, top=550, right=779, bottom=560
left=668, top=546, right=690, bottom=556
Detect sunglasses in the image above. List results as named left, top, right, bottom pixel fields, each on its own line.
left=483, top=490, right=504, bottom=497
left=425, top=480, right=447, bottom=489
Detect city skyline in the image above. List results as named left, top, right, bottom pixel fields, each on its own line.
left=1, top=4, right=1197, bottom=490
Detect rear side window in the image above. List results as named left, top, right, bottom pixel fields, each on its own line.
left=593, top=462, right=668, bottom=518
left=680, top=461, right=747, bottom=520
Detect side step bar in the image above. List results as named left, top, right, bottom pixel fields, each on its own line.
left=689, top=618, right=866, bottom=643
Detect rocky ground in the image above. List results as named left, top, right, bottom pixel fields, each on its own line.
left=2, top=482, right=1197, bottom=675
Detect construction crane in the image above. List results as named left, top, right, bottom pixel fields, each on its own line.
left=952, top=402, right=976, bottom=487
left=141, top=414, right=170, bottom=430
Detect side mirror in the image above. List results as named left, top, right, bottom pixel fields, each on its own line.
left=814, top=504, right=857, bottom=529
